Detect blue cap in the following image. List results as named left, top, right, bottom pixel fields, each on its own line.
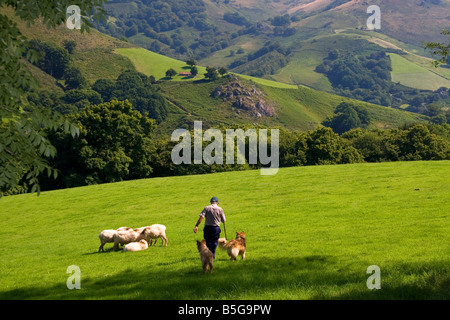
left=210, top=197, right=219, bottom=203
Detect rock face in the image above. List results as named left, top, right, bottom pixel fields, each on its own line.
left=211, top=80, right=275, bottom=118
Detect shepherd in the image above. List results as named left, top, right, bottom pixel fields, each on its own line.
left=193, top=197, right=226, bottom=259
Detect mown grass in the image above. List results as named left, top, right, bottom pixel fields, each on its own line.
left=0, top=161, right=449, bottom=300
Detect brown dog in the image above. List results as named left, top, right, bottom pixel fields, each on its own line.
left=218, top=231, right=246, bottom=261
left=196, top=240, right=214, bottom=273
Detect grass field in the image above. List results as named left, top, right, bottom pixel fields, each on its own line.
left=115, top=48, right=208, bottom=82
left=0, top=161, right=449, bottom=300
left=156, top=76, right=426, bottom=135
left=116, top=47, right=298, bottom=89
left=388, top=53, right=450, bottom=91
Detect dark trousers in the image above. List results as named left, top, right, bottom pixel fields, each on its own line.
left=203, top=225, right=221, bottom=258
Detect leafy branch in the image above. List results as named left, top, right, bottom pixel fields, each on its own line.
left=0, top=0, right=106, bottom=196
left=423, top=28, right=450, bottom=68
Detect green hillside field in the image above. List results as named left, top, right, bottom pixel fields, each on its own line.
left=114, top=47, right=427, bottom=134
left=115, top=47, right=207, bottom=82
left=156, top=77, right=427, bottom=134
left=115, top=47, right=298, bottom=89
left=2, top=6, right=427, bottom=135
left=388, top=53, right=450, bottom=91
left=0, top=161, right=448, bottom=300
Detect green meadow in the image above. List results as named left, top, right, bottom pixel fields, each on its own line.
left=116, top=47, right=298, bottom=89
left=388, top=53, right=450, bottom=91
left=0, top=161, right=449, bottom=300
left=156, top=77, right=426, bottom=135
left=115, top=47, right=207, bottom=81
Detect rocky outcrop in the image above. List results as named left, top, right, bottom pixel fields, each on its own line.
left=211, top=81, right=275, bottom=118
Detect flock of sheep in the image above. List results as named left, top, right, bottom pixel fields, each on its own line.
left=98, top=224, right=168, bottom=252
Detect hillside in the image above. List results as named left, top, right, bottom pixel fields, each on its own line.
left=1, top=7, right=135, bottom=84
left=94, top=0, right=450, bottom=119
left=156, top=75, right=426, bottom=134
left=113, top=46, right=426, bottom=134
left=1, top=1, right=449, bottom=303
left=4, top=6, right=427, bottom=135
left=388, top=53, right=450, bottom=91
left=0, top=161, right=448, bottom=299
left=97, top=0, right=450, bottom=91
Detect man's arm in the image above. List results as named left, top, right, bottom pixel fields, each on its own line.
left=193, top=215, right=204, bottom=234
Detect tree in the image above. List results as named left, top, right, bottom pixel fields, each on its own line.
left=323, top=102, right=370, bottom=135
left=272, top=14, right=291, bottom=27
left=92, top=79, right=116, bottom=101
left=44, top=100, right=156, bottom=189
left=204, top=66, right=219, bottom=81
left=424, top=29, right=450, bottom=67
left=190, top=66, right=199, bottom=77
left=27, top=40, right=71, bottom=79
left=62, top=39, right=76, bottom=54
left=125, top=24, right=138, bottom=37
left=223, top=12, right=249, bottom=26
left=343, top=128, right=389, bottom=162
left=62, top=89, right=102, bottom=105
left=166, top=68, right=177, bottom=79
left=186, top=58, right=197, bottom=66
left=305, top=127, right=364, bottom=165
left=64, top=65, right=87, bottom=90
left=94, top=70, right=169, bottom=123
left=0, top=0, right=106, bottom=196
left=219, top=66, right=228, bottom=77
left=400, top=124, right=450, bottom=160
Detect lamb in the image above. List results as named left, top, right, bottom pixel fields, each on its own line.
left=123, top=239, right=148, bottom=252
left=144, top=224, right=168, bottom=246
left=113, top=228, right=149, bottom=251
left=98, top=227, right=133, bottom=252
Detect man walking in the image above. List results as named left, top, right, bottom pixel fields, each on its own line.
left=194, top=197, right=226, bottom=258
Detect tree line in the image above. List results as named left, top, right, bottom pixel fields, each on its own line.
left=5, top=97, right=448, bottom=196
left=3, top=60, right=450, bottom=196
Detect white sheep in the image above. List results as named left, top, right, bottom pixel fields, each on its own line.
left=144, top=224, right=168, bottom=247
left=98, top=227, right=133, bottom=252
left=117, top=227, right=133, bottom=232
left=133, top=226, right=148, bottom=234
left=113, top=228, right=148, bottom=251
left=123, top=239, right=148, bottom=252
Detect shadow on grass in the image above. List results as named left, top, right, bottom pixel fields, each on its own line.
left=1, top=256, right=448, bottom=300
